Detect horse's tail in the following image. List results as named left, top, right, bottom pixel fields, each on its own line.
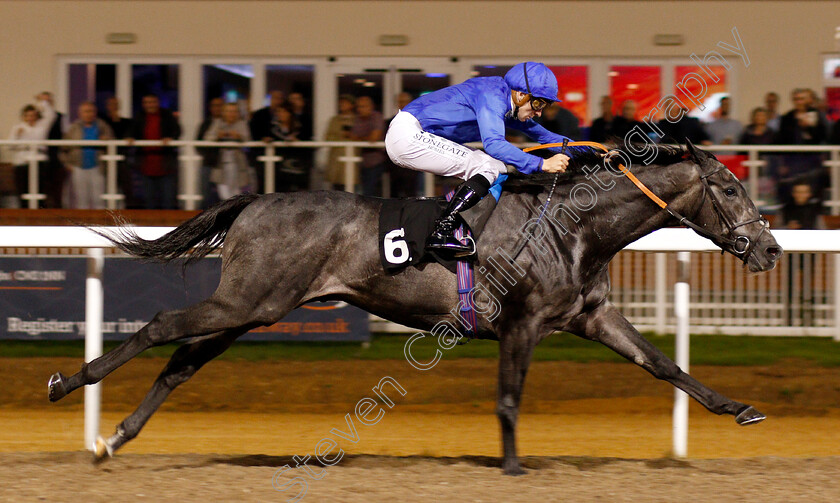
left=94, top=193, right=261, bottom=264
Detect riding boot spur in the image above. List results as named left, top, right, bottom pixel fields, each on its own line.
left=426, top=174, right=491, bottom=257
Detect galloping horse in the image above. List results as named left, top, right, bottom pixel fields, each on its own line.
left=48, top=140, right=781, bottom=474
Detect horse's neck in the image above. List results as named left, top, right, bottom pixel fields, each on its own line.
left=582, top=160, right=702, bottom=260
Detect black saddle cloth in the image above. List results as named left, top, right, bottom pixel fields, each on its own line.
left=378, top=195, right=496, bottom=274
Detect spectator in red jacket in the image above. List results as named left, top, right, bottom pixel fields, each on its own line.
left=127, top=94, right=182, bottom=209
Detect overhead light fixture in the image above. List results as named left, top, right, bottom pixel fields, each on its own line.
left=106, top=32, right=137, bottom=44
left=379, top=34, right=409, bottom=46
left=653, top=34, right=684, bottom=46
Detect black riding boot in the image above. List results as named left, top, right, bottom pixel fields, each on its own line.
left=426, top=175, right=491, bottom=257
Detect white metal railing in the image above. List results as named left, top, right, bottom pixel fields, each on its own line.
left=610, top=249, right=835, bottom=337
left=370, top=228, right=840, bottom=340
left=1, top=140, right=838, bottom=212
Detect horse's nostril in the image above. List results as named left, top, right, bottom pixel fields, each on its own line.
left=766, top=246, right=781, bottom=259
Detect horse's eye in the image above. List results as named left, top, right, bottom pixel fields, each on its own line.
left=724, top=187, right=737, bottom=197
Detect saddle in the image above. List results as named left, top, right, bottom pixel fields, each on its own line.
left=378, top=193, right=496, bottom=274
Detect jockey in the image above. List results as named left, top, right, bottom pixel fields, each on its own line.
left=385, top=61, right=587, bottom=257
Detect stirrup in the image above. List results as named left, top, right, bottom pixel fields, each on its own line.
left=426, top=234, right=476, bottom=257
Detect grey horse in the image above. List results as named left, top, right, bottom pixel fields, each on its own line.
left=48, top=141, right=781, bottom=474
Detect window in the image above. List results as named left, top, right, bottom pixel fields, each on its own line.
left=202, top=64, right=252, bottom=119
left=609, top=65, right=661, bottom=121
left=400, top=71, right=450, bottom=99
left=67, top=64, right=116, bottom=121
left=674, top=65, right=727, bottom=121
left=336, top=73, right=384, bottom=111
left=549, top=65, right=588, bottom=125
left=132, top=64, right=179, bottom=116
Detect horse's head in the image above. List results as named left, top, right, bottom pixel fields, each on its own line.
left=683, top=139, right=782, bottom=272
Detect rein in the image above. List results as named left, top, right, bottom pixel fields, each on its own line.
left=519, top=141, right=767, bottom=263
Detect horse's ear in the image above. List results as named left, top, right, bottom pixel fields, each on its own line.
left=684, top=138, right=704, bottom=163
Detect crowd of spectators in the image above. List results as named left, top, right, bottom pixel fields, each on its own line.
left=549, top=88, right=838, bottom=217
left=3, top=86, right=839, bottom=213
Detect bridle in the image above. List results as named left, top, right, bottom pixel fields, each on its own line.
left=693, top=164, right=769, bottom=261
left=521, top=141, right=769, bottom=264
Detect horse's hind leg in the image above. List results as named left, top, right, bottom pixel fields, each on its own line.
left=50, top=295, right=266, bottom=401
left=579, top=302, right=763, bottom=424
left=94, top=329, right=243, bottom=460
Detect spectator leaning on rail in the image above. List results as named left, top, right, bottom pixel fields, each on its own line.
left=127, top=94, right=182, bottom=209
left=61, top=102, right=114, bottom=209
left=202, top=103, right=255, bottom=201
left=7, top=95, right=56, bottom=207
left=196, top=97, right=224, bottom=207
left=385, top=61, right=586, bottom=257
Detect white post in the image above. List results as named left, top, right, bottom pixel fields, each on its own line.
left=25, top=144, right=43, bottom=209
left=655, top=253, right=667, bottom=334
left=100, top=142, right=125, bottom=210
left=673, top=251, right=690, bottom=458
left=177, top=144, right=203, bottom=210
left=84, top=247, right=104, bottom=451
left=340, top=145, right=361, bottom=193
left=258, top=144, right=281, bottom=194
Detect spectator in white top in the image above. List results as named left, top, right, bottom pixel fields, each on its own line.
left=7, top=94, right=56, bottom=207
left=203, top=103, right=254, bottom=200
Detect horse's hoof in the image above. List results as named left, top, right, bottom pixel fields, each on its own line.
left=93, top=436, right=113, bottom=463
left=48, top=372, right=68, bottom=402
left=735, top=406, right=766, bottom=425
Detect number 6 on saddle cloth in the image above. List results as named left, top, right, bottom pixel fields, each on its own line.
left=378, top=191, right=496, bottom=274
left=378, top=188, right=500, bottom=338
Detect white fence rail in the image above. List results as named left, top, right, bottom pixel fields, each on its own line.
left=2, top=140, right=839, bottom=212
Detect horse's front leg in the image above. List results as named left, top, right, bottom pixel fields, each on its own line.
left=496, top=330, right=539, bottom=475
left=577, top=301, right=764, bottom=424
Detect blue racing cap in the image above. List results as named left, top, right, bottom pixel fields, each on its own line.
left=504, top=62, right=560, bottom=102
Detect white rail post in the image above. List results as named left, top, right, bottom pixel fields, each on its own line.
left=258, top=144, right=281, bottom=194
left=655, top=253, right=668, bottom=334
left=340, top=145, right=361, bottom=193
left=673, top=251, right=690, bottom=458
left=178, top=143, right=204, bottom=211
left=742, top=150, right=765, bottom=207
left=25, top=144, right=43, bottom=209
left=100, top=142, right=125, bottom=210
left=84, top=247, right=104, bottom=451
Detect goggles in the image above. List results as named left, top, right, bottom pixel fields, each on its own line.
left=521, top=62, right=554, bottom=112
left=529, top=96, right=553, bottom=112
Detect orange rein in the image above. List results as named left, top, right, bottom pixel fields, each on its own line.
left=523, top=141, right=668, bottom=210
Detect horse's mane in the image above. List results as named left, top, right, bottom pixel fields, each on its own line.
left=503, top=142, right=687, bottom=190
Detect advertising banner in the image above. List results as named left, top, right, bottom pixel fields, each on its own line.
left=0, top=257, right=369, bottom=341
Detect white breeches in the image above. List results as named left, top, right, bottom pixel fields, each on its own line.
left=385, top=111, right=506, bottom=184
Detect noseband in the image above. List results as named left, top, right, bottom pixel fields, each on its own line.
left=522, top=142, right=768, bottom=264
